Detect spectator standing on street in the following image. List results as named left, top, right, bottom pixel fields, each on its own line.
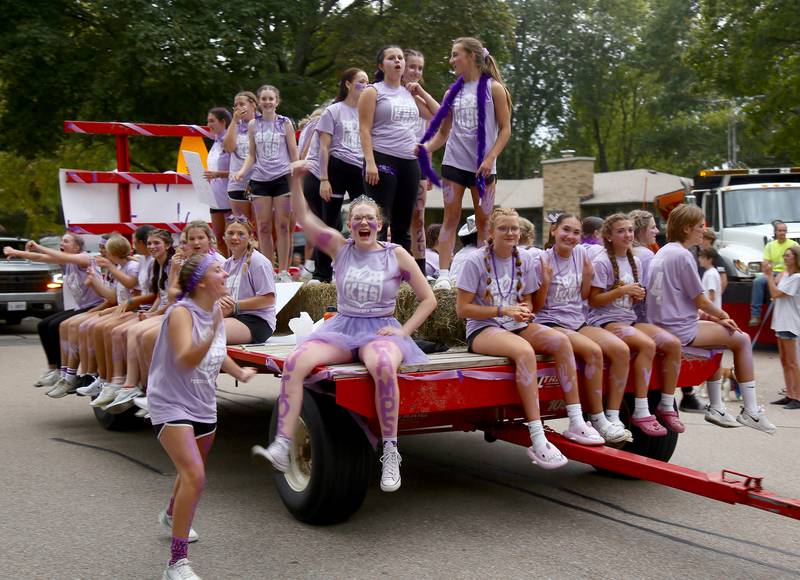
left=765, top=246, right=800, bottom=410
left=699, top=247, right=722, bottom=309
left=750, top=220, right=798, bottom=326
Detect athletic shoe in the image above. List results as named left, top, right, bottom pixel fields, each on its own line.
left=276, top=271, right=292, bottom=283
left=251, top=441, right=289, bottom=473
left=433, top=277, right=452, bottom=291
left=630, top=414, right=668, bottom=437
left=135, top=408, right=149, bottom=418
left=655, top=408, right=686, bottom=433
left=159, top=510, right=199, bottom=543
left=133, top=396, right=149, bottom=411
left=46, top=378, right=76, bottom=398
left=527, top=442, right=568, bottom=469
left=771, top=396, right=791, bottom=405
left=379, top=446, right=402, bottom=492
left=90, top=384, right=121, bottom=408
left=679, top=392, right=708, bottom=414
left=704, top=406, right=740, bottom=428
left=34, top=369, right=60, bottom=388
left=748, top=316, right=761, bottom=327
left=736, top=406, right=777, bottom=434
left=592, top=420, right=634, bottom=443
left=76, top=376, right=104, bottom=397
left=106, top=386, right=143, bottom=409
left=298, top=266, right=313, bottom=281
left=562, top=422, right=605, bottom=446
left=161, top=558, right=201, bottom=580
left=784, top=399, right=800, bottom=410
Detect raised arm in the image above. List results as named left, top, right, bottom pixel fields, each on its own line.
left=289, top=162, right=346, bottom=259
left=358, top=87, right=379, bottom=186
left=96, top=256, right=138, bottom=289
left=406, top=83, right=439, bottom=120
left=4, top=243, right=92, bottom=267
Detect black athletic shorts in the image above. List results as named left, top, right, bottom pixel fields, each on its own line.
left=228, top=190, right=249, bottom=201
left=232, top=313, right=273, bottom=344
left=209, top=208, right=231, bottom=214
left=249, top=175, right=290, bottom=198
left=540, top=322, right=587, bottom=332
left=441, top=164, right=496, bottom=189
left=466, top=324, right=525, bottom=353
left=154, top=420, right=217, bottom=439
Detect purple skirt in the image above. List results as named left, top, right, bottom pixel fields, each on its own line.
left=298, top=314, right=428, bottom=365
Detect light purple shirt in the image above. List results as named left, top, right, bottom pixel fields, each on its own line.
left=297, top=118, right=319, bottom=158
left=224, top=249, right=276, bottom=330
left=250, top=115, right=292, bottom=182
left=114, top=259, right=141, bottom=304
left=148, top=298, right=227, bottom=425
left=442, top=79, right=498, bottom=174
left=645, top=242, right=704, bottom=345
left=333, top=240, right=409, bottom=317
left=64, top=261, right=103, bottom=309
left=318, top=102, right=363, bottom=168
left=227, top=120, right=254, bottom=192
left=534, top=245, right=587, bottom=331
left=588, top=252, right=642, bottom=327
left=369, top=82, right=419, bottom=160
left=457, top=247, right=539, bottom=337
left=207, top=136, right=231, bottom=210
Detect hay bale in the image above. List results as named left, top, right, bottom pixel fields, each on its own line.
left=276, top=282, right=465, bottom=344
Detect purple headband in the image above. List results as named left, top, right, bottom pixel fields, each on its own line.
left=179, top=254, right=215, bottom=300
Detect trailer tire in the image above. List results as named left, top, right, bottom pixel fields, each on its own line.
left=269, top=389, right=371, bottom=525
left=618, top=391, right=679, bottom=462
left=93, top=404, right=144, bottom=431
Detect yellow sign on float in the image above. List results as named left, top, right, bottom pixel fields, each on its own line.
left=176, top=137, right=208, bottom=173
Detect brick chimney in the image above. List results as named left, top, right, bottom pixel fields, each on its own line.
left=541, top=152, right=595, bottom=237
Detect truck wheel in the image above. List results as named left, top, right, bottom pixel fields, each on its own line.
left=93, top=405, right=144, bottom=431
left=4, top=315, right=22, bottom=326
left=618, top=391, right=679, bottom=462
left=269, top=389, right=372, bottom=525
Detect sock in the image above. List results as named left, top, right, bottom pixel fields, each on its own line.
left=415, top=258, right=427, bottom=275
left=60, top=366, right=67, bottom=378
left=169, top=536, right=189, bottom=566
left=632, top=397, right=650, bottom=419
left=739, top=380, right=757, bottom=413
left=383, top=438, right=397, bottom=448
left=166, top=496, right=175, bottom=517
left=706, top=380, right=723, bottom=411
left=659, top=393, right=675, bottom=412
left=566, top=403, right=584, bottom=427
left=589, top=412, right=611, bottom=429
left=111, top=376, right=126, bottom=386
left=605, top=409, right=620, bottom=423
left=65, top=368, right=78, bottom=385
left=438, top=268, right=450, bottom=280
left=274, top=434, right=291, bottom=450
left=96, top=377, right=107, bottom=386
left=527, top=420, right=547, bottom=448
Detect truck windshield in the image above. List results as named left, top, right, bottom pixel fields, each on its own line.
left=724, top=187, right=800, bottom=227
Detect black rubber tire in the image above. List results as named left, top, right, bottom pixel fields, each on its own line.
left=618, top=390, right=679, bottom=462
left=269, top=389, right=372, bottom=525
left=93, top=404, right=145, bottom=431
left=3, top=315, right=22, bottom=326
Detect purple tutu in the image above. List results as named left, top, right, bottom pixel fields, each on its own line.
left=298, top=314, right=428, bottom=365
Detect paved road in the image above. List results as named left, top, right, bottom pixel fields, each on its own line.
left=2, top=319, right=799, bottom=579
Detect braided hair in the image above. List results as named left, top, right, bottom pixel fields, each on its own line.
left=601, top=213, right=639, bottom=288
left=482, top=208, right=524, bottom=305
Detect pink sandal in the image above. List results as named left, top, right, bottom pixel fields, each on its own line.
left=527, top=442, right=568, bottom=470
left=631, top=415, right=668, bottom=437
left=655, top=408, right=686, bottom=433
left=562, top=422, right=605, bottom=446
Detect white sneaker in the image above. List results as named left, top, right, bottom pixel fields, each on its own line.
left=299, top=266, right=313, bottom=281
left=159, top=510, right=199, bottom=542
left=251, top=441, right=289, bottom=472
left=736, top=406, right=777, bottom=434
left=276, top=271, right=292, bottom=283
left=380, top=445, right=402, bottom=492
left=704, top=406, right=740, bottom=428
left=433, top=277, right=452, bottom=291
left=34, top=369, right=60, bottom=388
left=46, top=378, right=76, bottom=398
left=106, top=386, right=143, bottom=409
left=305, top=278, right=322, bottom=286
left=133, top=396, right=149, bottom=411
left=135, top=408, right=149, bottom=418
left=76, top=376, right=104, bottom=397
left=162, top=558, right=201, bottom=580
left=592, top=420, right=633, bottom=444
left=90, top=384, right=121, bottom=407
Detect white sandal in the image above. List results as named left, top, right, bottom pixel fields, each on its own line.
left=527, top=442, right=568, bottom=470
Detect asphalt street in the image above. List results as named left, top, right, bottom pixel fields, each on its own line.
left=1, top=319, right=799, bottom=579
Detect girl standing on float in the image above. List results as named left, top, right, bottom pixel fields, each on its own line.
left=532, top=213, right=633, bottom=443
left=587, top=214, right=685, bottom=437
left=223, top=91, right=258, bottom=221
left=646, top=204, right=776, bottom=433
left=219, top=216, right=276, bottom=344
left=149, top=253, right=256, bottom=580
left=233, top=84, right=298, bottom=282
left=457, top=207, right=605, bottom=469
left=205, top=107, right=232, bottom=257
left=418, top=37, right=512, bottom=291
left=306, top=68, right=369, bottom=282
left=359, top=45, right=438, bottom=253
left=252, top=171, right=436, bottom=493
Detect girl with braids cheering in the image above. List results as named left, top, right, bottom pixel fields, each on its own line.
left=457, top=208, right=604, bottom=469
left=220, top=216, right=276, bottom=344
left=587, top=214, right=685, bottom=436
left=233, top=84, right=298, bottom=281
left=419, top=37, right=512, bottom=291
left=149, top=254, right=256, bottom=580
left=253, top=168, right=436, bottom=493
left=533, top=213, right=633, bottom=444
left=223, top=91, right=258, bottom=222
left=359, top=45, right=438, bottom=253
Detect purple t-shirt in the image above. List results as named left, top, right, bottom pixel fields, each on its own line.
left=64, top=261, right=103, bottom=309
left=534, top=245, right=588, bottom=331
left=369, top=82, right=419, bottom=160
left=588, top=252, right=642, bottom=327
left=304, top=128, right=322, bottom=179
left=250, top=115, right=292, bottom=182
left=442, top=78, right=498, bottom=174
left=114, top=258, right=141, bottom=304
left=224, top=249, right=276, bottom=330
left=645, top=242, right=704, bottom=345
left=318, top=102, right=363, bottom=168
left=632, top=245, right=655, bottom=322
left=227, top=120, right=254, bottom=193
left=457, top=247, right=539, bottom=337
left=148, top=298, right=227, bottom=424
left=207, top=136, right=231, bottom=210
left=333, top=240, right=409, bottom=317
left=297, top=118, right=319, bottom=159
